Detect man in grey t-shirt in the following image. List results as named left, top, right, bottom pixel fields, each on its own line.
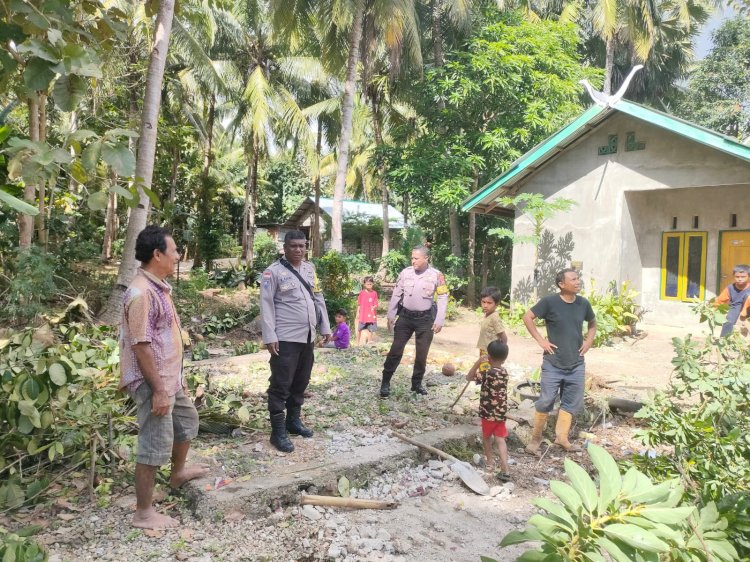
left=522, top=269, right=596, bottom=455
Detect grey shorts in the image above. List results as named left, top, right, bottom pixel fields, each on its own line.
left=358, top=322, right=377, bottom=332
left=133, top=384, right=199, bottom=466
left=535, top=361, right=585, bottom=414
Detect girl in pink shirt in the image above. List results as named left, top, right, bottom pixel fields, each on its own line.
left=356, top=276, right=379, bottom=345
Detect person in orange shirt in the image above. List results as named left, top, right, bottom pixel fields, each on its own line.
left=715, top=265, right=750, bottom=337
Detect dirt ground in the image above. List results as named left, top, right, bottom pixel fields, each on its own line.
left=27, top=307, right=690, bottom=562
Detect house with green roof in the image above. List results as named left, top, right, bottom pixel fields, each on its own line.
left=462, top=100, right=750, bottom=325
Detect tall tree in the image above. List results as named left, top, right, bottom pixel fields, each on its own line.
left=98, top=0, right=176, bottom=325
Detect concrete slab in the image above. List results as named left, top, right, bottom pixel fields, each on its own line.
left=183, top=424, right=479, bottom=519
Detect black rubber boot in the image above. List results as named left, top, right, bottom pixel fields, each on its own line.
left=380, top=374, right=393, bottom=398
left=286, top=406, right=313, bottom=438
left=411, top=381, right=428, bottom=395
left=269, top=412, right=294, bottom=452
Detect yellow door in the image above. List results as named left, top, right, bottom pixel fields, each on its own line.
left=720, top=231, right=750, bottom=292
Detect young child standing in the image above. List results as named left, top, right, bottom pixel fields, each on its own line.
left=467, top=340, right=511, bottom=481
left=715, top=264, right=750, bottom=337
left=323, top=309, right=351, bottom=349
left=356, top=276, right=379, bottom=345
left=476, top=287, right=508, bottom=371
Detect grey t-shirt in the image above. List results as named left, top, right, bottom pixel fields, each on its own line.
left=530, top=294, right=595, bottom=370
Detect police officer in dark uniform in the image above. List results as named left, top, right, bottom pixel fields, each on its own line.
left=380, top=245, right=449, bottom=397
left=260, top=231, right=331, bottom=452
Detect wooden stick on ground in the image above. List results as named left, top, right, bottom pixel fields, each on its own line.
left=450, top=380, right=472, bottom=409
left=300, top=495, right=398, bottom=510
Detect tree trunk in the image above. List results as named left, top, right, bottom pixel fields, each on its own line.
left=480, top=239, right=489, bottom=290
left=313, top=124, right=323, bottom=257
left=169, top=145, right=179, bottom=203
left=18, top=95, right=39, bottom=249
left=369, top=95, right=390, bottom=258
left=247, top=142, right=259, bottom=267
left=241, top=140, right=252, bottom=261
left=102, top=170, right=118, bottom=262
left=36, top=94, right=48, bottom=247
left=467, top=211, right=476, bottom=307
left=331, top=2, right=364, bottom=252
left=431, top=0, right=444, bottom=68
left=98, top=0, right=176, bottom=325
left=68, top=110, right=79, bottom=195
left=193, top=93, right=216, bottom=271
left=604, top=37, right=615, bottom=95
left=449, top=209, right=462, bottom=258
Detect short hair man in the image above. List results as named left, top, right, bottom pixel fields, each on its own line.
left=379, top=245, right=449, bottom=397
left=260, top=231, right=331, bottom=452
left=119, top=225, right=209, bottom=530
left=522, top=268, right=596, bottom=455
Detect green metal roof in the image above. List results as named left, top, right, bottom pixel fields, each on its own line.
left=462, top=100, right=750, bottom=214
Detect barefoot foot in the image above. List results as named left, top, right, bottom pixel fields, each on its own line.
left=170, top=463, right=210, bottom=488
left=133, top=509, right=179, bottom=530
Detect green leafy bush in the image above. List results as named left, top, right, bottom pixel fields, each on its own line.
left=0, top=323, right=133, bottom=508
left=634, top=302, right=750, bottom=555
left=0, top=526, right=47, bottom=562
left=378, top=250, right=408, bottom=282
left=249, top=232, right=281, bottom=283
left=341, top=253, right=374, bottom=276
left=314, top=250, right=356, bottom=324
left=497, top=444, right=737, bottom=561
left=234, top=341, right=260, bottom=356
left=0, top=248, right=58, bottom=324
left=582, top=282, right=642, bottom=346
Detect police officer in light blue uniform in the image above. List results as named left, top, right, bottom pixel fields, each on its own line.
left=260, top=231, right=331, bottom=452
left=380, top=245, right=449, bottom=397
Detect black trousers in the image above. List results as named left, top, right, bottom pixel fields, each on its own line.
left=268, top=340, right=315, bottom=413
left=382, top=314, right=434, bottom=385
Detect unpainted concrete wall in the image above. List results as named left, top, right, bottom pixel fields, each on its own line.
left=510, top=111, right=750, bottom=326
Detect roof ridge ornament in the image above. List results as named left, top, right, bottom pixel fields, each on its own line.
left=579, top=65, right=644, bottom=108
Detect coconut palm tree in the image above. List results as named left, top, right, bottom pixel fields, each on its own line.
left=99, top=0, right=176, bottom=325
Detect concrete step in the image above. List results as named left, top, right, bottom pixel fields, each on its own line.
left=183, top=424, right=479, bottom=519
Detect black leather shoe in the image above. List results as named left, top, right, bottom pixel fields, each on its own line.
left=379, top=382, right=391, bottom=398
left=286, top=406, right=313, bottom=438
left=269, top=412, right=294, bottom=452
left=411, top=384, right=428, bottom=395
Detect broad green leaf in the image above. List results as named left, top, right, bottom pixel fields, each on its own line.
left=101, top=143, right=135, bottom=176
left=69, top=159, right=88, bottom=184
left=337, top=475, right=350, bottom=498
left=596, top=536, right=634, bottom=562
left=627, top=480, right=674, bottom=505
left=639, top=506, right=694, bottom=525
left=53, top=73, right=87, bottom=112
left=21, top=377, right=40, bottom=400
left=565, top=458, right=598, bottom=513
left=588, top=443, right=621, bottom=512
left=516, top=552, right=546, bottom=562
left=582, top=552, right=606, bottom=562
left=533, top=497, right=576, bottom=529
left=48, top=362, right=67, bottom=385
left=500, top=529, right=540, bottom=547
left=87, top=191, right=108, bottom=211
left=237, top=405, right=250, bottom=422
left=103, top=128, right=140, bottom=139
left=0, top=481, right=25, bottom=509
left=528, top=513, right=573, bottom=536
left=18, top=399, right=37, bottom=418
left=68, top=129, right=98, bottom=142
left=550, top=480, right=582, bottom=514
left=81, top=139, right=102, bottom=171
left=23, top=57, right=55, bottom=91
left=602, top=524, right=669, bottom=553
left=17, top=414, right=34, bottom=434
left=109, top=184, right=134, bottom=199
left=0, top=189, right=39, bottom=215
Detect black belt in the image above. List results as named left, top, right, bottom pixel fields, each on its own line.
left=400, top=307, right=434, bottom=319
